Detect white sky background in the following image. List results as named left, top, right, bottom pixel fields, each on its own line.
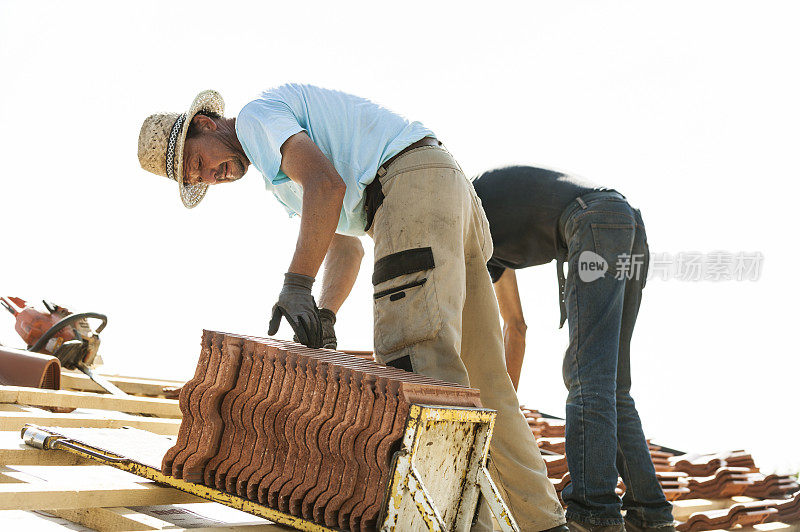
left=1, top=1, right=798, bottom=472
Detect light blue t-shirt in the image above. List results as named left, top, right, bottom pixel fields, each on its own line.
left=235, top=84, right=435, bottom=236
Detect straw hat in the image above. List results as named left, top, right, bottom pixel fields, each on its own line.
left=137, top=90, right=225, bottom=208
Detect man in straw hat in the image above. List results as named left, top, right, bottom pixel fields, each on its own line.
left=138, top=84, right=567, bottom=531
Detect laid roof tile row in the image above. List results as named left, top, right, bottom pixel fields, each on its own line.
left=677, top=491, right=800, bottom=532
left=520, top=408, right=799, bottom=530
left=669, top=451, right=758, bottom=476
left=162, top=331, right=481, bottom=531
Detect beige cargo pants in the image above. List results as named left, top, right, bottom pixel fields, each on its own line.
left=368, top=146, right=565, bottom=531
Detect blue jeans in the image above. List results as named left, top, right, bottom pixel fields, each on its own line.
left=558, top=192, right=674, bottom=527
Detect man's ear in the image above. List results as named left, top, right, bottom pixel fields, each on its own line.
left=192, top=114, right=217, bottom=132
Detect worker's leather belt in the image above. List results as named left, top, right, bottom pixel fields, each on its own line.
left=376, top=137, right=441, bottom=178
left=364, top=137, right=441, bottom=232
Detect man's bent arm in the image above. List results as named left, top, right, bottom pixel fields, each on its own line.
left=319, top=234, right=364, bottom=313
left=493, top=269, right=527, bottom=390
left=280, top=132, right=346, bottom=278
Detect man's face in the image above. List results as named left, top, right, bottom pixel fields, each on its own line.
left=182, top=123, right=248, bottom=186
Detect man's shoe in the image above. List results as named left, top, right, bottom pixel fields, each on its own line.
left=624, top=520, right=676, bottom=532
left=540, top=525, right=570, bottom=532
left=566, top=519, right=625, bottom=532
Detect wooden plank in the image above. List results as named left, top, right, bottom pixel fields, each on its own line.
left=0, top=386, right=181, bottom=418
left=0, top=412, right=180, bottom=435
left=60, top=371, right=183, bottom=396
left=0, top=481, right=204, bottom=510
left=120, top=504, right=285, bottom=530
left=0, top=509, right=95, bottom=529
left=47, top=507, right=167, bottom=531
left=129, top=502, right=285, bottom=529
left=0, top=431, right=94, bottom=466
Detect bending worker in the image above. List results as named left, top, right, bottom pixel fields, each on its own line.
left=472, top=165, right=675, bottom=532
left=137, top=85, right=567, bottom=531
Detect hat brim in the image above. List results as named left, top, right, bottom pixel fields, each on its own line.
left=175, top=90, right=225, bottom=208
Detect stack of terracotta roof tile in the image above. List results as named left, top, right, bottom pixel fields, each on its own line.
left=678, top=491, right=800, bottom=531
left=543, top=454, right=569, bottom=478
left=538, top=437, right=565, bottom=455
left=672, top=468, right=800, bottom=500
left=515, top=404, right=799, bottom=528
left=656, top=471, right=691, bottom=501
left=677, top=499, right=781, bottom=532
left=522, top=408, right=566, bottom=440
left=742, top=473, right=800, bottom=499
left=680, top=467, right=755, bottom=499
left=551, top=472, right=571, bottom=494
left=669, top=451, right=758, bottom=476
left=649, top=444, right=677, bottom=473
left=162, top=331, right=481, bottom=531
left=774, top=491, right=800, bottom=522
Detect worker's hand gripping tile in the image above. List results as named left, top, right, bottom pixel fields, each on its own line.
left=204, top=339, right=256, bottom=485
left=172, top=332, right=225, bottom=478
left=183, top=334, right=244, bottom=483
left=162, top=330, right=214, bottom=475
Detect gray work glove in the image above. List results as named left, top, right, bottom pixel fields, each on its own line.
left=295, top=308, right=336, bottom=349
left=268, top=272, right=323, bottom=348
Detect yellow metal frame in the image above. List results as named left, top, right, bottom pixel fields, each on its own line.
left=378, top=404, right=519, bottom=532
left=20, top=424, right=332, bottom=532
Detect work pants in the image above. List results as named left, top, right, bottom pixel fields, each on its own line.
left=369, top=145, right=566, bottom=531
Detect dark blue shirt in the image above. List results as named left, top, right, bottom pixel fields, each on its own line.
left=472, top=166, right=605, bottom=282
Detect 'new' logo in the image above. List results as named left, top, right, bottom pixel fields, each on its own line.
left=578, top=251, right=608, bottom=282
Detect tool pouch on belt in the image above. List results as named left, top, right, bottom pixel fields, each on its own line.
left=363, top=177, right=385, bottom=232
left=372, top=246, right=442, bottom=357
left=0, top=345, right=61, bottom=389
